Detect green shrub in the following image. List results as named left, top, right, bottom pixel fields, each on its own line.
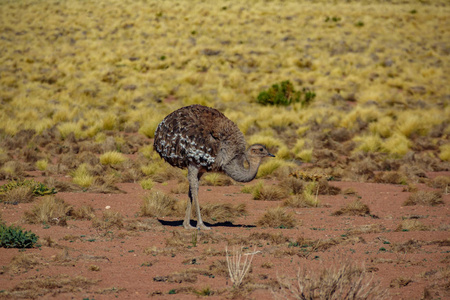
left=256, top=80, right=315, bottom=107
left=0, top=224, right=39, bottom=248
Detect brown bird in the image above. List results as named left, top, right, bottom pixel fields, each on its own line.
left=154, top=104, right=275, bottom=230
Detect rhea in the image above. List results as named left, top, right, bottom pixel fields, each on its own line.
left=153, top=104, right=274, bottom=230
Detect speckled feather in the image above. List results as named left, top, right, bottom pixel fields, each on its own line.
left=154, top=105, right=246, bottom=171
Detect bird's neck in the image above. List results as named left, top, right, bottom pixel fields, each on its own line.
left=223, top=153, right=261, bottom=183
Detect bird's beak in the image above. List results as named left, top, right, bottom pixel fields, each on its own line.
left=267, top=153, right=275, bottom=157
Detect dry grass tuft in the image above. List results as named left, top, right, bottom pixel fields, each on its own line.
left=332, top=199, right=371, bottom=217
left=200, top=203, right=247, bottom=223
left=72, top=205, right=96, bottom=220
left=165, top=230, right=218, bottom=247
left=88, top=175, right=124, bottom=194
left=374, top=171, right=407, bottom=185
left=317, top=179, right=341, bottom=195
left=396, top=220, right=429, bottom=232
left=390, top=277, right=413, bottom=288
left=429, top=176, right=450, bottom=190
left=140, top=191, right=181, bottom=218
left=151, top=165, right=186, bottom=183
left=256, top=207, right=297, bottom=228
left=43, top=177, right=79, bottom=192
left=0, top=161, right=25, bottom=180
left=100, top=151, right=127, bottom=165
left=23, top=196, right=73, bottom=226
left=125, top=219, right=161, bottom=231
left=390, top=239, right=424, bottom=253
left=200, top=172, right=234, bottom=186
left=279, top=177, right=305, bottom=195
left=283, top=192, right=320, bottom=208
left=404, top=190, right=443, bottom=206
left=6, top=274, right=98, bottom=298
left=1, top=185, right=34, bottom=204
left=274, top=261, right=389, bottom=300
left=92, top=210, right=124, bottom=230
left=248, top=232, right=290, bottom=245
left=209, top=259, right=229, bottom=277
left=171, top=182, right=189, bottom=194
left=5, top=253, right=44, bottom=274
left=245, top=182, right=288, bottom=201
left=153, top=268, right=211, bottom=284
left=346, top=224, right=386, bottom=235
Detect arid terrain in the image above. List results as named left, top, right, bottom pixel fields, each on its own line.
left=1, top=0, right=449, bottom=299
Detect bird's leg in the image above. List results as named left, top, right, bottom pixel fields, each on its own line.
left=187, top=166, right=210, bottom=230
left=183, top=186, right=196, bottom=230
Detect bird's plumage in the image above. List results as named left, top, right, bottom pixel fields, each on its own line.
left=154, top=104, right=245, bottom=171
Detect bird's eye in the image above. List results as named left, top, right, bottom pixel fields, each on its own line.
left=259, top=148, right=263, bottom=152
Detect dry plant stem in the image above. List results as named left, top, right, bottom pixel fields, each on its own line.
left=226, top=246, right=260, bottom=288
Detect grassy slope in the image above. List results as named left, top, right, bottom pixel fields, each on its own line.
left=0, top=0, right=449, bottom=169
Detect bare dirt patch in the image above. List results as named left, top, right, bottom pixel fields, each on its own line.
left=1, top=172, right=449, bottom=299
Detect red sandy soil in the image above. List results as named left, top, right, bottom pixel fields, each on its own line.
left=0, top=172, right=449, bottom=299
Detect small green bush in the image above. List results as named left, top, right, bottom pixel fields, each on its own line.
left=256, top=80, right=315, bottom=107
left=0, top=224, right=39, bottom=248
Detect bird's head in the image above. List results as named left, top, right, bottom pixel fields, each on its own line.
left=247, top=144, right=275, bottom=158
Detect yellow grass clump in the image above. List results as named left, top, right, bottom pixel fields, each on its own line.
left=35, top=159, right=49, bottom=171
left=140, top=178, right=154, bottom=190
left=382, top=132, right=411, bottom=157
left=439, top=144, right=450, bottom=161
left=58, top=122, right=84, bottom=140
left=256, top=159, right=284, bottom=178
left=396, top=111, right=440, bottom=138
left=247, top=134, right=283, bottom=149
left=71, top=164, right=95, bottom=188
left=296, top=149, right=313, bottom=163
left=353, top=134, right=383, bottom=153
left=139, top=118, right=163, bottom=138
left=201, top=173, right=234, bottom=186
left=100, top=151, right=127, bottom=165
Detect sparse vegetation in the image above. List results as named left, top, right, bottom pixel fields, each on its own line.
left=71, top=164, right=95, bottom=188
left=396, top=220, right=429, bottom=231
left=256, top=80, right=315, bottom=107
left=274, top=262, right=389, bottom=299
left=92, top=210, right=124, bottom=231
left=140, top=191, right=181, bottom=218
left=404, top=190, right=443, bottom=206
left=0, top=0, right=448, bottom=298
left=226, top=246, right=259, bottom=288
left=140, top=178, right=155, bottom=190
left=332, top=199, right=371, bottom=217
left=0, top=224, right=39, bottom=248
left=23, top=196, right=73, bottom=226
left=257, top=207, right=297, bottom=228
left=0, top=179, right=56, bottom=202
left=100, top=151, right=127, bottom=165
left=201, top=173, right=234, bottom=186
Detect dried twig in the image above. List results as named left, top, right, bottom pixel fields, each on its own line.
left=226, top=245, right=260, bottom=288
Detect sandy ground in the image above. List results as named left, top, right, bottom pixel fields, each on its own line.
left=1, top=171, right=448, bottom=299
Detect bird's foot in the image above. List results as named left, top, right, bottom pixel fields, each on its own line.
left=183, top=221, right=197, bottom=230
left=197, top=223, right=211, bottom=230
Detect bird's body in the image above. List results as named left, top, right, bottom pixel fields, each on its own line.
left=154, top=104, right=274, bottom=230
